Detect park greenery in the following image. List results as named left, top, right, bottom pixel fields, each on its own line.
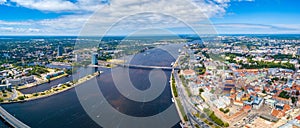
left=199, top=88, right=204, bottom=94
left=202, top=51, right=210, bottom=59
left=194, top=62, right=206, bottom=75
left=171, top=74, right=178, bottom=97
left=64, top=69, right=73, bottom=75
left=241, top=61, right=295, bottom=70
left=194, top=66, right=206, bottom=75
left=98, top=53, right=113, bottom=61
left=219, top=108, right=230, bottom=114
left=27, top=65, right=49, bottom=77
left=224, top=53, right=296, bottom=70
left=279, top=91, right=290, bottom=99
left=204, top=108, right=229, bottom=127
left=272, top=54, right=296, bottom=60
left=291, top=97, right=298, bottom=104
left=17, top=96, right=25, bottom=100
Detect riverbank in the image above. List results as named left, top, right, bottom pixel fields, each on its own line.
left=0, top=71, right=102, bottom=104
left=170, top=56, right=186, bottom=125
left=17, top=73, right=69, bottom=90
left=170, top=72, right=186, bottom=125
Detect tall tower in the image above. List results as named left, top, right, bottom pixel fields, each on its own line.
left=91, top=53, right=98, bottom=65
left=57, top=45, right=63, bottom=57
left=297, top=48, right=300, bottom=56
left=75, top=54, right=80, bottom=62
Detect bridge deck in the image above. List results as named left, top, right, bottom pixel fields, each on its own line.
left=0, top=106, right=30, bottom=128
left=114, top=64, right=179, bottom=70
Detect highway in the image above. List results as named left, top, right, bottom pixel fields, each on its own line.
left=174, top=70, right=219, bottom=128
left=0, top=106, right=30, bottom=128
left=173, top=70, right=200, bottom=128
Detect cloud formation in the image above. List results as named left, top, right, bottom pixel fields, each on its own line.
left=0, top=0, right=229, bottom=35
left=0, top=0, right=298, bottom=35
left=4, top=0, right=106, bottom=12
left=214, top=23, right=300, bottom=34
left=0, top=0, right=6, bottom=4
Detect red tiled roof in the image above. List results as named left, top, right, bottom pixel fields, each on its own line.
left=273, top=96, right=290, bottom=102
left=284, top=88, right=291, bottom=91
left=271, top=109, right=285, bottom=118
left=283, top=104, right=291, bottom=112
left=296, top=115, right=300, bottom=120
left=243, top=105, right=252, bottom=111
left=182, top=69, right=195, bottom=75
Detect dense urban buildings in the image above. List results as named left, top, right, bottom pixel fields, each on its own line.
left=1, top=35, right=300, bottom=127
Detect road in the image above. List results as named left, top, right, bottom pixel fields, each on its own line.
left=6, top=89, right=17, bottom=101
left=173, top=70, right=214, bottom=128
left=173, top=69, right=225, bottom=128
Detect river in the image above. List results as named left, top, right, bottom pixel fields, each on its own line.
left=0, top=44, right=182, bottom=128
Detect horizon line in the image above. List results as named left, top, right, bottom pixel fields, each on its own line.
left=1, top=33, right=300, bottom=37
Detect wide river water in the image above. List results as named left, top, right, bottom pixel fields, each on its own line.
left=0, top=44, right=182, bottom=128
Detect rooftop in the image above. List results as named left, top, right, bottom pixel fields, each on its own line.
left=182, top=69, right=196, bottom=75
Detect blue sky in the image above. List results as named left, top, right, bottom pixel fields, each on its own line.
left=214, top=0, right=300, bottom=23
left=0, top=0, right=299, bottom=35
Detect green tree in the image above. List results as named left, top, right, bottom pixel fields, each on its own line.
left=224, top=123, right=229, bottom=127
left=224, top=109, right=230, bottom=113
left=292, top=97, right=297, bottom=104
left=18, top=96, right=25, bottom=100
left=199, top=88, right=204, bottom=94
left=219, top=108, right=224, bottom=112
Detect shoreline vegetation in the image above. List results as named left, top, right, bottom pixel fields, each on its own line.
left=170, top=57, right=188, bottom=125
left=17, top=73, right=69, bottom=90
left=0, top=71, right=102, bottom=104
left=170, top=72, right=186, bottom=124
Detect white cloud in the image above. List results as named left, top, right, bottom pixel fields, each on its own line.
left=10, top=0, right=79, bottom=12
left=214, top=23, right=300, bottom=30
left=75, top=0, right=230, bottom=35
left=214, top=0, right=230, bottom=4
left=0, top=15, right=90, bottom=35
left=236, top=0, right=254, bottom=2
left=213, top=23, right=300, bottom=34
left=0, top=0, right=6, bottom=4
left=0, top=0, right=230, bottom=35
left=7, top=0, right=106, bottom=12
